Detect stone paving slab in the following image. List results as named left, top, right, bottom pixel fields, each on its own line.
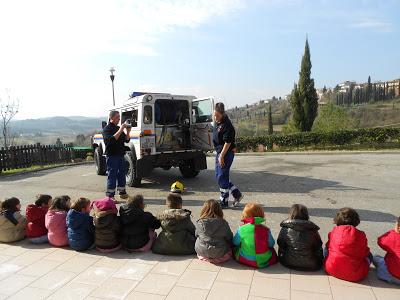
left=0, top=240, right=399, bottom=300
left=1, top=154, right=400, bottom=299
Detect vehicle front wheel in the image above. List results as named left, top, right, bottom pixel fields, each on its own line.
left=179, top=161, right=200, bottom=178
left=94, top=147, right=106, bottom=176
left=124, top=152, right=142, bottom=187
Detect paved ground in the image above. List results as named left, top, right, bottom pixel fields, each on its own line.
left=0, top=153, right=399, bottom=299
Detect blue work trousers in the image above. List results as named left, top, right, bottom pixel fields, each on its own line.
left=215, top=151, right=242, bottom=203
left=106, top=155, right=126, bottom=197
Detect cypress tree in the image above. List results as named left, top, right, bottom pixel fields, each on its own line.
left=367, top=76, right=372, bottom=102
left=290, top=83, right=305, bottom=131
left=268, top=104, right=273, bottom=135
left=383, top=83, right=386, bottom=100
left=290, top=38, right=318, bottom=131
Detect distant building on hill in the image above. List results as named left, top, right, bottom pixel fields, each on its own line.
left=375, top=79, right=400, bottom=97
left=338, top=81, right=357, bottom=93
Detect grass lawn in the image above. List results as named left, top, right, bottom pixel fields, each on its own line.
left=0, top=164, right=65, bottom=176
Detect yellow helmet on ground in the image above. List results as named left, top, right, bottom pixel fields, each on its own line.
left=170, top=181, right=184, bottom=194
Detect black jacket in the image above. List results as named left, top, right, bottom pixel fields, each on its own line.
left=195, top=218, right=233, bottom=259
left=102, top=122, right=129, bottom=156
left=277, top=219, right=323, bottom=271
left=213, top=115, right=236, bottom=153
left=93, top=210, right=121, bottom=250
left=119, top=204, right=161, bottom=250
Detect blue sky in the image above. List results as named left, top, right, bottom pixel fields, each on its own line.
left=0, top=0, right=399, bottom=119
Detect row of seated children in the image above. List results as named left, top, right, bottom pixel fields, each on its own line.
left=0, top=195, right=399, bottom=285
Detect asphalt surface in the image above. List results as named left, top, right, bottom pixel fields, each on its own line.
left=1, top=153, right=399, bottom=254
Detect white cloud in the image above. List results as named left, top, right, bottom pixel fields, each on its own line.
left=350, top=19, right=392, bottom=32
left=0, top=0, right=245, bottom=119
left=0, top=0, right=244, bottom=57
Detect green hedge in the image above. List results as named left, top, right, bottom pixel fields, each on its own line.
left=71, top=147, right=93, bottom=159
left=236, top=128, right=400, bottom=152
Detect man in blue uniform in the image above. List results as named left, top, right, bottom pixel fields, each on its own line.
left=102, top=110, right=131, bottom=199
left=213, top=102, right=243, bottom=208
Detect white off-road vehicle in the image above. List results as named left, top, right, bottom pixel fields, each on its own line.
left=92, top=92, right=215, bottom=187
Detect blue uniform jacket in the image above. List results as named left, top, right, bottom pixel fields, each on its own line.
left=67, top=209, right=95, bottom=251
left=213, top=115, right=236, bottom=153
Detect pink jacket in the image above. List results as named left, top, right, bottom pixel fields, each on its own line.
left=45, top=210, right=69, bottom=247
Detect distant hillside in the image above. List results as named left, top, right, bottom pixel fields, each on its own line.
left=11, top=116, right=106, bottom=135
left=345, top=98, right=400, bottom=128
left=226, top=98, right=291, bottom=136
left=5, top=116, right=106, bottom=146
left=226, top=97, right=400, bottom=137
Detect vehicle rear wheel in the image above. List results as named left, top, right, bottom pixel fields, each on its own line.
left=179, top=160, right=200, bottom=178
left=124, top=151, right=142, bottom=187
left=94, top=147, right=106, bottom=176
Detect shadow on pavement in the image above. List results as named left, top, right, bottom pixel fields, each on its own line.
left=261, top=206, right=397, bottom=223
left=145, top=198, right=206, bottom=207
left=142, top=169, right=367, bottom=194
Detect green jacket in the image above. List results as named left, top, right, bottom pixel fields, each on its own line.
left=233, top=217, right=277, bottom=268
left=152, top=209, right=196, bottom=255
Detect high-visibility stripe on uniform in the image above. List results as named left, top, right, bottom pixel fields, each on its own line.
left=230, top=185, right=238, bottom=192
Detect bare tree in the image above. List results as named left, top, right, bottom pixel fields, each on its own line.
left=0, top=89, right=19, bottom=148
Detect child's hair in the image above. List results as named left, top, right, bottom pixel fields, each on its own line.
left=127, top=194, right=144, bottom=209
left=0, top=197, right=21, bottom=213
left=70, top=197, right=91, bottom=212
left=199, top=199, right=223, bottom=219
left=166, top=193, right=182, bottom=209
left=334, top=207, right=360, bottom=227
left=241, top=203, right=264, bottom=220
left=35, top=194, right=52, bottom=207
left=49, top=195, right=71, bottom=211
left=289, top=204, right=309, bottom=221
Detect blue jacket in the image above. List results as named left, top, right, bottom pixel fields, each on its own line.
left=67, top=209, right=94, bottom=251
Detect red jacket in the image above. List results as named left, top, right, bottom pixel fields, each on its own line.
left=378, top=230, right=400, bottom=279
left=324, top=225, right=370, bottom=282
left=26, top=204, right=48, bottom=238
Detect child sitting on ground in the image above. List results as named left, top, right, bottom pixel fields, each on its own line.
left=26, top=194, right=52, bottom=244
left=67, top=197, right=95, bottom=251
left=277, top=204, right=323, bottom=271
left=0, top=197, right=26, bottom=243
left=195, top=199, right=233, bottom=263
left=45, top=195, right=71, bottom=247
left=119, top=194, right=161, bottom=252
left=233, top=203, right=277, bottom=268
left=373, top=216, right=400, bottom=285
left=152, top=193, right=196, bottom=255
left=324, top=207, right=371, bottom=282
left=92, top=197, right=121, bottom=252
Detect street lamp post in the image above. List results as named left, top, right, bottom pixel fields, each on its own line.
left=109, top=67, right=115, bottom=106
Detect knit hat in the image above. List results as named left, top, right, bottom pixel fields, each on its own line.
left=91, top=197, right=117, bottom=214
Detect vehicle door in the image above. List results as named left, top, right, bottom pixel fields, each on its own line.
left=192, top=97, right=215, bottom=151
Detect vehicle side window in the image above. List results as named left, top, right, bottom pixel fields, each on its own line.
left=122, top=109, right=138, bottom=127
left=193, top=99, right=213, bottom=123
left=143, top=105, right=153, bottom=124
